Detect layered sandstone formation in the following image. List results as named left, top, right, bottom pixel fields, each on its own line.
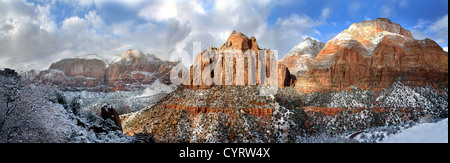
left=28, top=50, right=177, bottom=92
left=185, top=31, right=295, bottom=89
left=294, top=18, right=448, bottom=93
left=120, top=85, right=298, bottom=142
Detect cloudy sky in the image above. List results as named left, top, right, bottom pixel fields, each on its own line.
left=0, top=0, right=448, bottom=71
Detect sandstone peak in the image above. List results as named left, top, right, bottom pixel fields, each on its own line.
left=281, top=37, right=325, bottom=76
left=346, top=18, right=412, bottom=38
left=220, top=31, right=259, bottom=53
left=187, top=30, right=295, bottom=89
left=284, top=37, right=325, bottom=58
left=323, top=18, right=414, bottom=58
left=296, top=18, right=448, bottom=94
left=376, top=17, right=392, bottom=23
left=125, top=49, right=146, bottom=60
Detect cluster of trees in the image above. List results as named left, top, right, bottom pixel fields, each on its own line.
left=0, top=68, right=129, bottom=143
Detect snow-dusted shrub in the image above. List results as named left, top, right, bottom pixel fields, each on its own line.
left=0, top=73, right=131, bottom=143
left=0, top=75, right=72, bottom=142
left=327, top=86, right=374, bottom=108
left=375, top=81, right=448, bottom=120
left=296, top=132, right=358, bottom=143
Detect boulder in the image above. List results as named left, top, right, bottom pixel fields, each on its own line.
left=101, top=104, right=123, bottom=131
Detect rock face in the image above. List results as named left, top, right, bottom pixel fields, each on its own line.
left=121, top=85, right=310, bottom=143
left=119, top=19, right=448, bottom=143
left=185, top=31, right=295, bottom=89
left=101, top=104, right=123, bottom=131
left=27, top=50, right=177, bottom=92
left=106, top=49, right=176, bottom=91
left=49, top=57, right=106, bottom=79
left=47, top=57, right=107, bottom=90
left=295, top=18, right=448, bottom=93
left=280, top=37, right=325, bottom=76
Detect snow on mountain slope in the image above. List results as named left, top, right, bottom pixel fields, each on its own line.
left=284, top=37, right=325, bottom=58
left=381, top=118, right=448, bottom=143
left=64, top=79, right=177, bottom=115
left=138, top=79, right=177, bottom=97
left=281, top=37, right=325, bottom=76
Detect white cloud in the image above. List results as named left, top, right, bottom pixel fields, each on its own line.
left=36, top=4, right=57, bottom=33
left=78, top=0, right=146, bottom=8
left=257, top=13, right=324, bottom=59
left=380, top=5, right=393, bottom=18
left=425, top=14, right=448, bottom=44
left=85, top=10, right=105, bottom=30
left=0, top=0, right=132, bottom=70
left=348, top=1, right=362, bottom=15
left=410, top=14, right=448, bottom=50
left=321, top=7, right=331, bottom=20
left=410, top=30, right=429, bottom=40
left=61, top=16, right=89, bottom=32
left=411, top=14, right=448, bottom=46
left=0, top=0, right=327, bottom=70
left=399, top=0, right=408, bottom=8
left=138, top=1, right=178, bottom=22
left=0, top=0, right=60, bottom=71
left=413, top=19, right=431, bottom=29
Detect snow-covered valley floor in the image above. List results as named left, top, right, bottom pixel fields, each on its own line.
left=381, top=118, right=448, bottom=143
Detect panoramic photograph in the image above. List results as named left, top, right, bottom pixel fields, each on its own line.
left=0, top=0, right=448, bottom=145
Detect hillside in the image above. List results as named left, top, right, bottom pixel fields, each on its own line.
left=121, top=19, right=448, bottom=143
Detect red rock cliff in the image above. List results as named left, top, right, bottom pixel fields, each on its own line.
left=186, top=31, right=295, bottom=89
left=295, top=18, right=448, bottom=93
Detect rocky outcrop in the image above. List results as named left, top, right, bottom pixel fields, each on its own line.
left=27, top=50, right=177, bottom=92
left=101, top=103, right=122, bottom=131
left=106, top=49, right=177, bottom=91
left=295, top=18, right=448, bottom=93
left=0, top=68, right=20, bottom=78
left=185, top=31, right=295, bottom=89
left=30, top=58, right=109, bottom=91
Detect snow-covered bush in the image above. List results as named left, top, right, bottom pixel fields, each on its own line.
left=327, top=86, right=374, bottom=108
left=296, top=132, right=358, bottom=143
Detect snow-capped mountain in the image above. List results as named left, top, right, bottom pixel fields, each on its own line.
left=280, top=37, right=325, bottom=76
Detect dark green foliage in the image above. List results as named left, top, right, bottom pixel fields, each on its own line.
left=70, top=95, right=82, bottom=116
left=49, top=91, right=68, bottom=109
left=274, top=87, right=303, bottom=109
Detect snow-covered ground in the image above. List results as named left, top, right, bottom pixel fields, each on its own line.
left=381, top=118, right=448, bottom=143
left=64, top=79, right=177, bottom=115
